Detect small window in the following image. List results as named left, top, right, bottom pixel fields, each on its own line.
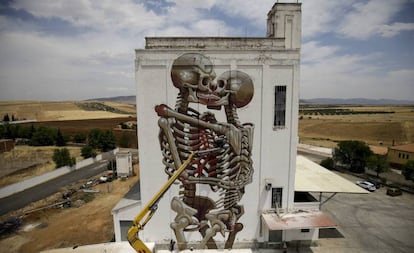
left=301, top=229, right=310, bottom=233
left=271, top=187, right=283, bottom=209
left=273, top=85, right=286, bottom=129
left=407, top=154, right=410, bottom=160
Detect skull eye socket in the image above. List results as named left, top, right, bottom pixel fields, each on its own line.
left=218, top=80, right=225, bottom=88
left=201, top=77, right=210, bottom=86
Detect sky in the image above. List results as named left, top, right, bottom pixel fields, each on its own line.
left=0, top=0, right=413, bottom=101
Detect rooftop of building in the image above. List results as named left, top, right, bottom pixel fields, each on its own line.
left=369, top=145, right=388, bottom=156
left=389, top=143, right=414, bottom=153
left=143, top=37, right=287, bottom=50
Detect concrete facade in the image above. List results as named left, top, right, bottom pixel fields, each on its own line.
left=114, top=2, right=304, bottom=248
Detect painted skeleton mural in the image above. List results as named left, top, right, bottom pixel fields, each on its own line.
left=155, top=53, right=254, bottom=249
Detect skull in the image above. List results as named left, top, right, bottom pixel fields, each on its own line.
left=217, top=70, right=254, bottom=108
left=171, top=53, right=230, bottom=107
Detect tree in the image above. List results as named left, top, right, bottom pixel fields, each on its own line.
left=52, top=148, right=75, bottom=168
left=30, top=126, right=56, bottom=146
left=402, top=160, right=414, bottom=182
left=320, top=157, right=334, bottom=170
left=55, top=129, right=66, bottom=146
left=73, top=133, right=87, bottom=143
left=2, top=114, right=10, bottom=122
left=366, top=155, right=389, bottom=177
left=81, top=145, right=97, bottom=159
left=333, top=140, right=373, bottom=173
left=88, top=129, right=116, bottom=151
left=118, top=133, right=131, bottom=148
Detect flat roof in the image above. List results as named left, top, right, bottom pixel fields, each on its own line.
left=295, top=155, right=367, bottom=194
left=262, top=211, right=336, bottom=230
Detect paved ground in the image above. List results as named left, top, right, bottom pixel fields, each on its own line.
left=305, top=172, right=414, bottom=253
left=0, top=160, right=108, bottom=216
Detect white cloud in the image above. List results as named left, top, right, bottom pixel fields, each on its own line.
left=378, top=22, right=414, bottom=37
left=215, top=0, right=271, bottom=27
left=11, top=0, right=164, bottom=33
left=301, top=0, right=358, bottom=38
left=301, top=41, right=414, bottom=100
left=337, top=0, right=412, bottom=39
left=302, top=41, right=340, bottom=63
left=1, top=0, right=413, bottom=101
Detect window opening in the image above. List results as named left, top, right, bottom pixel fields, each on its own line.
left=274, top=85, right=286, bottom=129
left=271, top=187, right=283, bottom=209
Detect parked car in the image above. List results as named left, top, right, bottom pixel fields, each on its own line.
left=386, top=187, right=402, bottom=196
left=367, top=178, right=382, bottom=189
left=356, top=181, right=376, bottom=191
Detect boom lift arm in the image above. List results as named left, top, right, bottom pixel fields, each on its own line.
left=127, top=152, right=197, bottom=253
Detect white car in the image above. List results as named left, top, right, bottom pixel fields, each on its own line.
left=356, top=181, right=376, bottom=192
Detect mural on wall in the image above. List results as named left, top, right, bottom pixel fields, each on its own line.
left=155, top=53, right=254, bottom=249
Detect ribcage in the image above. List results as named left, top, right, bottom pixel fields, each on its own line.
left=159, top=110, right=253, bottom=209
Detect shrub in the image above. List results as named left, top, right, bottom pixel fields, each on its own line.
left=81, top=145, right=97, bottom=159
left=53, top=148, right=76, bottom=168
left=320, top=158, right=334, bottom=170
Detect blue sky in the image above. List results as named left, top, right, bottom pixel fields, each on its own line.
left=0, top=0, right=413, bottom=101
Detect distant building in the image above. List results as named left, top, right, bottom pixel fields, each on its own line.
left=388, top=143, right=414, bottom=168
left=0, top=139, right=15, bottom=153
left=116, top=151, right=133, bottom=177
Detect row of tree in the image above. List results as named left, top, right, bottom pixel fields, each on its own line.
left=52, top=129, right=117, bottom=168
left=0, top=124, right=68, bottom=146
left=320, top=140, right=414, bottom=182
left=0, top=124, right=117, bottom=148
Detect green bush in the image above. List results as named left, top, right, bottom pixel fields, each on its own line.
left=320, top=158, right=334, bottom=170
left=53, top=148, right=76, bottom=168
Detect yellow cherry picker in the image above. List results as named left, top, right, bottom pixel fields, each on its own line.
left=127, top=150, right=214, bottom=253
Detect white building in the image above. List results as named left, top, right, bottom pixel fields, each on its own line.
left=112, top=2, right=362, bottom=250
left=116, top=151, right=133, bottom=178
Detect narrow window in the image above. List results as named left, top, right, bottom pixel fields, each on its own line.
left=274, top=85, right=286, bottom=129
left=271, top=187, right=283, bottom=209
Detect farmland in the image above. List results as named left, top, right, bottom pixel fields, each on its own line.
left=299, top=105, right=414, bottom=147
left=0, top=101, right=135, bottom=121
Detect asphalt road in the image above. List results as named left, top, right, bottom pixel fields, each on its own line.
left=0, top=160, right=109, bottom=216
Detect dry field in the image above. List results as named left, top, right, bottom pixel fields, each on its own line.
left=0, top=101, right=135, bottom=121
left=0, top=146, right=82, bottom=187
left=299, top=105, right=414, bottom=148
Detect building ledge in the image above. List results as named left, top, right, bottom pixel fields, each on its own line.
left=145, top=37, right=286, bottom=50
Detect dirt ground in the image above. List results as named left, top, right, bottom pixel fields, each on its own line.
left=0, top=165, right=139, bottom=253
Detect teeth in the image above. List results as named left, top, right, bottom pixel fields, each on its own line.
left=197, top=92, right=220, bottom=100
